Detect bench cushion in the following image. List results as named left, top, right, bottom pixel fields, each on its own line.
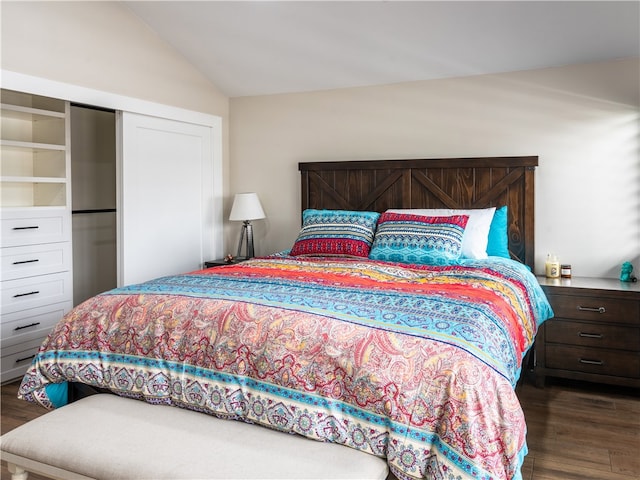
left=1, top=394, right=388, bottom=480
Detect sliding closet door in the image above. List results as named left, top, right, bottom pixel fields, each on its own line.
left=119, top=112, right=214, bottom=285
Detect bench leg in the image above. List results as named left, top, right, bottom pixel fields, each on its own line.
left=7, top=462, right=29, bottom=480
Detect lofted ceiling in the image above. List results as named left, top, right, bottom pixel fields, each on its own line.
left=124, top=1, right=640, bottom=98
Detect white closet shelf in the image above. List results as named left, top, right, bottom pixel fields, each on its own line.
left=1, top=103, right=66, bottom=119
left=1, top=176, right=68, bottom=183
left=1, top=140, right=66, bottom=151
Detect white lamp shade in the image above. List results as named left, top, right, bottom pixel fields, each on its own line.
left=229, top=193, right=266, bottom=221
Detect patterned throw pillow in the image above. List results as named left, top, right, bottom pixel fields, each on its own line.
left=290, top=209, right=381, bottom=258
left=388, top=207, right=495, bottom=259
left=369, top=212, right=469, bottom=265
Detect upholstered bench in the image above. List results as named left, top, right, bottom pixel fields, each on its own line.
left=1, top=394, right=389, bottom=480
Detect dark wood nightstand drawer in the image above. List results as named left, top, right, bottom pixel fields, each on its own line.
left=544, top=320, right=640, bottom=350
left=547, top=293, right=639, bottom=325
left=546, top=344, right=640, bottom=378
left=536, top=276, right=640, bottom=388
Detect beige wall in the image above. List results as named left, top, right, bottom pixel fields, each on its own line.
left=230, top=59, right=640, bottom=278
left=1, top=0, right=230, bottom=209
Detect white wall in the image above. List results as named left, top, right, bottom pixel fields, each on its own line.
left=230, top=59, right=640, bottom=278
left=1, top=1, right=228, bottom=116
left=1, top=0, right=230, bottom=209
left=4, top=3, right=637, bottom=278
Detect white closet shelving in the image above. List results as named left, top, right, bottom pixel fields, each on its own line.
left=1, top=89, right=73, bottom=382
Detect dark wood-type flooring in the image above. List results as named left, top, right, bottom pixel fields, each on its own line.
left=1, top=377, right=638, bottom=480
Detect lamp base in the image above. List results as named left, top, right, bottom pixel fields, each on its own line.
left=235, top=220, right=255, bottom=258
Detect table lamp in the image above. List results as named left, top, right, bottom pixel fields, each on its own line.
left=229, top=192, right=266, bottom=258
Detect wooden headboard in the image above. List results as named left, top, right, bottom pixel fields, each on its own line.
left=299, top=156, right=538, bottom=269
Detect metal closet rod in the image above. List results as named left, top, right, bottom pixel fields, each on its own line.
left=71, top=209, right=116, bottom=214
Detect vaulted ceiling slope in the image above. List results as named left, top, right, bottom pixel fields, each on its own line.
left=124, top=1, right=640, bottom=98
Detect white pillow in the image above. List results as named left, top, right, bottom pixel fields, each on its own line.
left=387, top=207, right=496, bottom=259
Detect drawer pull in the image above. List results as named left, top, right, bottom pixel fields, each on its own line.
left=578, top=332, right=603, bottom=339
left=577, top=306, right=606, bottom=314
left=15, top=354, right=36, bottom=364
left=12, top=259, right=39, bottom=265
left=14, top=322, right=41, bottom=331
left=13, top=290, right=40, bottom=298
left=579, top=358, right=604, bottom=366
left=12, top=226, right=39, bottom=230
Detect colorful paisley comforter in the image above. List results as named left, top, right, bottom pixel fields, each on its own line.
left=19, top=255, right=552, bottom=480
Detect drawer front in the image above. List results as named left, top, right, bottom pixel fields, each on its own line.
left=545, top=319, right=640, bottom=351
left=546, top=344, right=640, bottom=378
left=1, top=301, right=71, bottom=349
left=1, top=211, right=70, bottom=247
left=548, top=293, right=639, bottom=325
left=1, top=242, right=71, bottom=281
left=1, top=271, right=72, bottom=315
left=0, top=337, right=45, bottom=383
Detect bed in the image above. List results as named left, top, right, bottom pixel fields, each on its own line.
left=17, top=156, right=552, bottom=480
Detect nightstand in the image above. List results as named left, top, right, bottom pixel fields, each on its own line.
left=204, top=257, right=249, bottom=268
left=535, top=276, right=640, bottom=388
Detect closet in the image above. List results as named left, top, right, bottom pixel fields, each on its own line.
left=1, top=84, right=221, bottom=381
left=70, top=105, right=117, bottom=306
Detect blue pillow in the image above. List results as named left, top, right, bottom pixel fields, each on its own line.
left=487, top=206, right=510, bottom=258
left=369, top=212, right=469, bottom=265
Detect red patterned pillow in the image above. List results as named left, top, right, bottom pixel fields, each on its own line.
left=290, top=209, right=380, bottom=257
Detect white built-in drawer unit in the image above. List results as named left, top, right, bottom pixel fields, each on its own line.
left=1, top=337, right=52, bottom=385
left=2, top=242, right=72, bottom=281
left=1, top=272, right=73, bottom=315
left=1, top=302, right=72, bottom=350
left=0, top=212, right=73, bottom=382
left=1, top=210, right=70, bottom=247
left=1, top=89, right=72, bottom=382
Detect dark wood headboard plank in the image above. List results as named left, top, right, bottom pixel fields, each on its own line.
left=412, top=170, right=460, bottom=209
left=300, top=156, right=538, bottom=268
left=308, top=172, right=350, bottom=209
left=300, top=156, right=538, bottom=171
left=474, top=168, right=526, bottom=206
left=359, top=171, right=404, bottom=210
